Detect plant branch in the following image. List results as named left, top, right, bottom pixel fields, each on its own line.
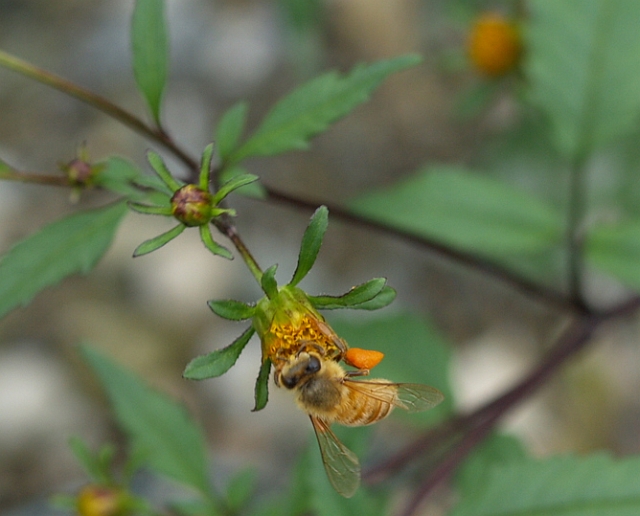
left=362, top=294, right=640, bottom=515
left=0, top=168, right=70, bottom=186
left=0, top=49, right=197, bottom=171
left=212, top=216, right=263, bottom=284
left=261, top=185, right=579, bottom=314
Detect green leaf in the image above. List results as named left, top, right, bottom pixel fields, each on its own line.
left=455, top=433, right=528, bottom=495
left=333, top=312, right=453, bottom=425
left=131, top=0, right=169, bottom=124
left=526, top=0, right=640, bottom=158
left=212, top=173, right=260, bottom=204
left=350, top=166, right=563, bottom=261
left=252, top=358, right=271, bottom=411
left=199, top=225, right=233, bottom=259
left=218, top=166, right=266, bottom=198
left=450, top=453, right=640, bottom=516
left=183, top=327, right=255, bottom=380
left=228, top=55, right=421, bottom=164
left=198, top=143, right=214, bottom=190
left=216, top=102, right=248, bottom=162
left=128, top=202, right=172, bottom=216
left=147, top=150, right=182, bottom=191
left=261, top=264, right=279, bottom=299
left=0, top=202, right=127, bottom=320
left=226, top=468, right=257, bottom=511
left=207, top=299, right=256, bottom=321
left=94, top=157, right=146, bottom=200
left=347, top=286, right=396, bottom=310
left=308, top=277, right=386, bottom=309
left=290, top=205, right=328, bottom=286
left=68, top=437, right=112, bottom=484
left=80, top=346, right=211, bottom=495
left=585, top=219, right=640, bottom=290
left=133, top=223, right=185, bottom=257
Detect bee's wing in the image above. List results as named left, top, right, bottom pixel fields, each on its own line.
left=310, top=416, right=361, bottom=498
left=345, top=380, right=444, bottom=413
left=392, top=382, right=444, bottom=412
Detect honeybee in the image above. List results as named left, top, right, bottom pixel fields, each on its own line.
left=276, top=349, right=444, bottom=497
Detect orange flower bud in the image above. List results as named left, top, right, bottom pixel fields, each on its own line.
left=468, top=12, right=521, bottom=77
left=344, top=348, right=384, bottom=370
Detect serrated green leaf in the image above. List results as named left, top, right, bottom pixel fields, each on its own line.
left=212, top=173, right=260, bottom=204
left=80, top=346, right=211, bottom=495
left=131, top=0, right=169, bottom=124
left=290, top=205, right=328, bottom=286
left=228, top=55, right=421, bottom=164
left=0, top=202, right=127, bottom=320
left=218, top=166, right=266, bottom=198
left=333, top=313, right=453, bottom=425
left=183, top=327, right=255, bottom=380
left=261, top=264, right=279, bottom=298
left=585, top=219, right=640, bottom=291
left=252, top=358, right=271, bottom=411
left=207, top=299, right=255, bottom=321
left=308, top=277, right=386, bottom=309
left=216, top=102, right=248, bottom=162
left=133, top=223, right=185, bottom=257
left=199, top=225, right=233, bottom=259
left=350, top=166, right=563, bottom=261
left=526, top=1, right=640, bottom=158
left=450, top=453, right=640, bottom=516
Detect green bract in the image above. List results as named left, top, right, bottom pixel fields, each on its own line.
left=183, top=205, right=396, bottom=411
left=128, top=143, right=258, bottom=258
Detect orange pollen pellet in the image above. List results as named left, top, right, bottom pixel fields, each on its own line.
left=344, top=348, right=385, bottom=370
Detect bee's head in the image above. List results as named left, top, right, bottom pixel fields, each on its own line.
left=277, top=352, right=322, bottom=389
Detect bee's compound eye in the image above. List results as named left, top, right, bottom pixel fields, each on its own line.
left=281, top=375, right=297, bottom=389
left=306, top=355, right=321, bottom=374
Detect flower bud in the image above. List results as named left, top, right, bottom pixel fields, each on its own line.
left=468, top=12, right=521, bottom=77
left=62, top=158, right=95, bottom=186
left=253, top=285, right=345, bottom=365
left=76, top=485, right=129, bottom=516
left=170, top=184, right=213, bottom=227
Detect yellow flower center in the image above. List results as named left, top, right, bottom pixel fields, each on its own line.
left=266, top=315, right=343, bottom=364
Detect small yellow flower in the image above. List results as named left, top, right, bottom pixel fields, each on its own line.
left=76, top=485, right=128, bottom=516
left=468, top=12, right=521, bottom=77
left=253, top=285, right=345, bottom=367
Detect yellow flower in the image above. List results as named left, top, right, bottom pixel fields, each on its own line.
left=76, top=485, right=129, bottom=516
left=253, top=285, right=345, bottom=367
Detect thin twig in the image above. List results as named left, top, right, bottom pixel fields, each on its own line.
left=0, top=49, right=197, bottom=171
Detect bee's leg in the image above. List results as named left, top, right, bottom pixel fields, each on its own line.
left=345, top=368, right=370, bottom=378
left=297, top=340, right=326, bottom=357
left=317, top=320, right=348, bottom=360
